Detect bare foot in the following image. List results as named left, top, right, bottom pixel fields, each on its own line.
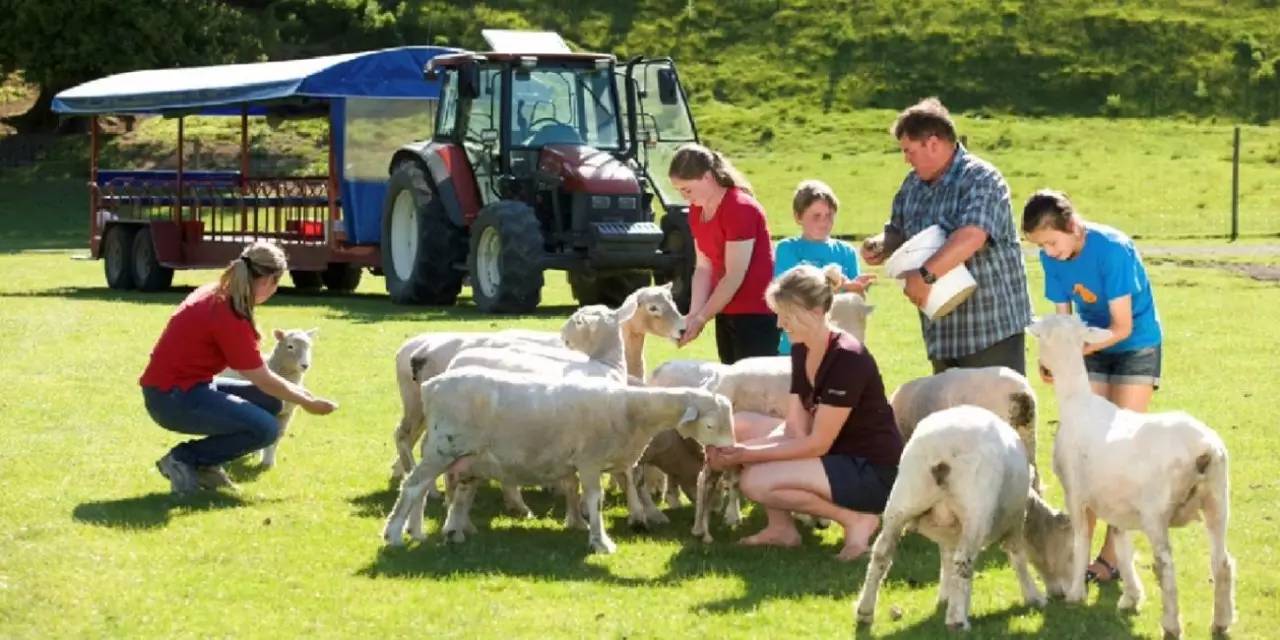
left=739, top=527, right=802, bottom=548
left=835, top=512, right=880, bottom=562
left=836, top=540, right=869, bottom=562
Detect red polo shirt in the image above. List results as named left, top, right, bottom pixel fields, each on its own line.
left=139, top=283, right=264, bottom=391
left=688, top=187, right=774, bottom=315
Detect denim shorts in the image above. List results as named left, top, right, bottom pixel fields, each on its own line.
left=820, top=454, right=897, bottom=514
left=1084, top=345, right=1162, bottom=388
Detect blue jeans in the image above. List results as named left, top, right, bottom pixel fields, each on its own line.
left=143, top=378, right=284, bottom=467
left=1085, top=345, right=1162, bottom=389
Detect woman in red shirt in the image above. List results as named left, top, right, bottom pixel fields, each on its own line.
left=140, top=241, right=338, bottom=494
left=707, top=264, right=902, bottom=561
left=667, top=144, right=778, bottom=363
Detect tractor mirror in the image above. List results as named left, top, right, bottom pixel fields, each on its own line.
left=458, top=62, right=482, bottom=100
left=657, top=68, right=680, bottom=105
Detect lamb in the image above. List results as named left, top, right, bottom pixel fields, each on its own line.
left=888, top=366, right=1041, bottom=490
left=382, top=368, right=735, bottom=553
left=854, top=405, right=1073, bottom=631
left=389, top=284, right=685, bottom=480
left=1030, top=314, right=1234, bottom=637
left=221, top=328, right=318, bottom=468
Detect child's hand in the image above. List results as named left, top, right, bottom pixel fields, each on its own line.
left=842, top=274, right=877, bottom=294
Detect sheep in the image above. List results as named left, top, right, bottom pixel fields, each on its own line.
left=381, top=367, right=735, bottom=553
left=220, top=328, right=317, bottom=469
left=855, top=405, right=1072, bottom=631
left=1029, top=314, right=1234, bottom=638
left=888, top=366, right=1041, bottom=491
left=388, top=284, right=685, bottom=481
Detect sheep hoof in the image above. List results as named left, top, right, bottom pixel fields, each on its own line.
left=382, top=529, right=404, bottom=548
left=1162, top=625, right=1182, bottom=639
left=1026, top=594, right=1047, bottom=608
left=627, top=516, right=650, bottom=531
left=1117, top=593, right=1141, bottom=611
left=589, top=538, right=617, bottom=554
left=505, top=506, right=534, bottom=519
left=854, top=607, right=874, bottom=625
left=647, top=511, right=670, bottom=526
left=444, top=529, right=467, bottom=544
left=700, top=533, right=714, bottom=544
left=946, top=621, right=971, bottom=632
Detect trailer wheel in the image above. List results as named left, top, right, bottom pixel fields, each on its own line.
left=103, top=225, right=137, bottom=290
left=468, top=201, right=544, bottom=313
left=321, top=262, right=362, bottom=293
left=131, top=227, right=174, bottom=292
left=290, top=270, right=324, bottom=292
left=381, top=162, right=466, bottom=305
left=568, top=270, right=651, bottom=308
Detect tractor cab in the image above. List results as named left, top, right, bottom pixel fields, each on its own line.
left=382, top=31, right=700, bottom=313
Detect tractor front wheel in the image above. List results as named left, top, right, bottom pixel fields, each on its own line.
left=468, top=201, right=545, bottom=313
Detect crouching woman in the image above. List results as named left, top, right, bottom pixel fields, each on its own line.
left=706, top=264, right=903, bottom=560
left=139, top=241, right=338, bottom=494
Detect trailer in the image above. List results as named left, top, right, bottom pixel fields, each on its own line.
left=53, top=46, right=458, bottom=292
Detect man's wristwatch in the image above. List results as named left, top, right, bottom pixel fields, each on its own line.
left=917, top=266, right=938, bottom=285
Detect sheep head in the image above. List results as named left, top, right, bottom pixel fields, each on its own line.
left=675, top=390, right=735, bottom=448
left=1022, top=488, right=1075, bottom=599
left=829, top=292, right=874, bottom=343
left=268, top=328, right=318, bottom=376
left=625, top=283, right=687, bottom=341
left=1027, top=314, right=1111, bottom=378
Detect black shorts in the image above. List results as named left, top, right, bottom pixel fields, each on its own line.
left=1084, top=344, right=1162, bottom=388
left=714, top=312, right=779, bottom=364
left=820, top=454, right=897, bottom=514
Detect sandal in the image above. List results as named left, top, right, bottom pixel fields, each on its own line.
left=1085, top=556, right=1120, bottom=584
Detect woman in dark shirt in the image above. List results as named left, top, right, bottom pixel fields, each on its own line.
left=707, top=264, right=903, bottom=561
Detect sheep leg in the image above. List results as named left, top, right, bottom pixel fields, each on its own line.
left=1143, top=521, right=1181, bottom=638
left=691, top=465, right=716, bottom=542
left=500, top=482, right=533, bottom=519
left=1064, top=497, right=1091, bottom=603
left=562, top=476, right=588, bottom=531
left=635, top=471, right=670, bottom=526
left=1202, top=466, right=1236, bottom=634
left=721, top=469, right=742, bottom=529
left=945, top=525, right=987, bottom=632
left=580, top=470, right=616, bottom=554
left=259, top=412, right=291, bottom=468
left=664, top=479, right=684, bottom=508
left=441, top=477, right=479, bottom=543
left=854, top=511, right=908, bottom=624
left=936, top=542, right=955, bottom=607
left=623, top=466, right=666, bottom=528
left=391, top=414, right=425, bottom=480
left=383, top=451, right=450, bottom=546
left=1003, top=525, right=1046, bottom=607
left=1107, top=527, right=1141, bottom=611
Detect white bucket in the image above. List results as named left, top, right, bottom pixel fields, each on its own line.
left=884, top=225, right=978, bottom=320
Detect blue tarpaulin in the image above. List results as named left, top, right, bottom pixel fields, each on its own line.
left=52, top=46, right=458, bottom=115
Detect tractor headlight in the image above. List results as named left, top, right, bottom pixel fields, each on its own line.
left=591, top=195, right=611, bottom=210
left=618, top=196, right=637, bottom=210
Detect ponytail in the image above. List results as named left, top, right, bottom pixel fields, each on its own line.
left=217, top=241, right=287, bottom=331
left=668, top=143, right=753, bottom=195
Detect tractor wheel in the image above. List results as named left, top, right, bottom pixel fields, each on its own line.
left=103, top=225, right=137, bottom=290
left=568, top=270, right=651, bottom=308
left=381, top=161, right=467, bottom=305
left=131, top=227, right=174, bottom=292
left=321, top=262, right=363, bottom=293
left=290, top=270, right=324, bottom=292
left=657, top=208, right=695, bottom=314
left=468, top=201, right=545, bottom=313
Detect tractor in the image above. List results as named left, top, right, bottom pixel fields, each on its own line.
left=381, top=31, right=699, bottom=313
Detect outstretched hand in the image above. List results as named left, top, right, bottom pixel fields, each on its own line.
left=304, top=397, right=338, bottom=415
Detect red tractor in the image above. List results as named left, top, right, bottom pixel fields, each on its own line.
left=381, top=33, right=699, bottom=312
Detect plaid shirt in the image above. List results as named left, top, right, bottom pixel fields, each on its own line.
left=888, top=145, right=1032, bottom=360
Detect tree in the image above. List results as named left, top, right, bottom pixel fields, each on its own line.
left=0, top=0, right=262, bottom=131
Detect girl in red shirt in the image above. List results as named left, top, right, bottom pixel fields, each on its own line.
left=707, top=264, right=902, bottom=561
left=667, top=144, right=778, bottom=363
left=140, top=241, right=338, bottom=494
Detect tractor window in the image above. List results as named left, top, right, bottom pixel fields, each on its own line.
left=435, top=71, right=458, bottom=139
left=511, top=66, right=620, bottom=150
left=463, top=67, right=501, bottom=143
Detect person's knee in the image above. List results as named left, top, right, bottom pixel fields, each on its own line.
left=260, top=395, right=284, bottom=416
left=246, top=413, right=282, bottom=448
left=737, top=466, right=770, bottom=502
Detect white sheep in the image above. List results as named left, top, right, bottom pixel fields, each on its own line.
left=388, top=284, right=685, bottom=481
left=1030, top=314, right=1234, bottom=637
left=221, top=328, right=318, bottom=469
left=854, top=405, right=1070, bottom=631
left=382, top=368, right=735, bottom=553
left=888, top=366, right=1041, bottom=490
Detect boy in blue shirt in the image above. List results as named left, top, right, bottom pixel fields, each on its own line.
left=774, top=180, right=875, bottom=354
left=1023, top=188, right=1163, bottom=586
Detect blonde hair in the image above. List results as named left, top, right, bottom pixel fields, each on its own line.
left=792, top=179, right=840, bottom=217
left=767, top=264, right=844, bottom=314
left=667, top=143, right=754, bottom=195
left=217, top=241, right=287, bottom=329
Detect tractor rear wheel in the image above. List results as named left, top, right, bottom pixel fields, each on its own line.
left=381, top=161, right=466, bottom=305
left=290, top=270, right=324, bottom=292
left=657, top=208, right=695, bottom=314
left=468, top=201, right=544, bottom=313
left=321, top=262, right=363, bottom=293
left=103, top=225, right=137, bottom=290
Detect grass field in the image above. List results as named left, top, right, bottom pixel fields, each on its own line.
left=0, top=171, right=1277, bottom=637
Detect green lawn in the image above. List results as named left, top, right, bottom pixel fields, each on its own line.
left=0, top=172, right=1276, bottom=637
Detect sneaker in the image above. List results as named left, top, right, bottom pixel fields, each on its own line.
left=195, top=465, right=237, bottom=491
left=156, top=452, right=200, bottom=494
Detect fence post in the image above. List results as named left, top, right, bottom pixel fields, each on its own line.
left=1230, top=126, right=1240, bottom=242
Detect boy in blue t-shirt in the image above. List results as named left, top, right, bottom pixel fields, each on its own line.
left=1022, top=188, right=1163, bottom=586
left=774, top=180, right=875, bottom=354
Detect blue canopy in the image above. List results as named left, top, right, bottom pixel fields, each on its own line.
left=52, top=46, right=459, bottom=115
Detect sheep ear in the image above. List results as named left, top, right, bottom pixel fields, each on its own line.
left=660, top=281, right=673, bottom=292
left=306, top=327, right=320, bottom=338
left=273, top=328, right=285, bottom=340
left=675, top=404, right=700, bottom=436
left=1025, top=316, right=1043, bottom=338
left=1082, top=326, right=1113, bottom=344
left=615, top=295, right=638, bottom=323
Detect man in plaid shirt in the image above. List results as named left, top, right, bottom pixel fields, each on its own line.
left=862, top=98, right=1032, bottom=374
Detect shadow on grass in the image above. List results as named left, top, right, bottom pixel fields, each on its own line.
left=0, top=285, right=581, bottom=322
left=72, top=491, right=247, bottom=529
